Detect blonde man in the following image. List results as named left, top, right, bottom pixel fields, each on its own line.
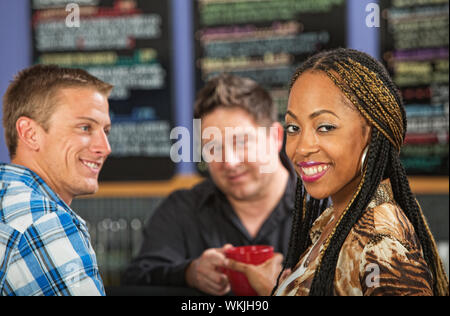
left=0, top=65, right=112, bottom=296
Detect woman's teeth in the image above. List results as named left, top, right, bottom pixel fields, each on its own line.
left=302, top=164, right=329, bottom=176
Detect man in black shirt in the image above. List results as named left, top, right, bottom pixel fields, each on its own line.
left=122, top=74, right=295, bottom=295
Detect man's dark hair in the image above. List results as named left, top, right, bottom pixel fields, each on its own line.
left=194, top=73, right=276, bottom=126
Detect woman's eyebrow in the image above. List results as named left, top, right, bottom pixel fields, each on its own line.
left=286, top=110, right=297, bottom=120
left=286, top=110, right=340, bottom=120
left=309, top=110, right=340, bottom=119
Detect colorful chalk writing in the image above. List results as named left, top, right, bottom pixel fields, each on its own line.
left=381, top=0, right=449, bottom=175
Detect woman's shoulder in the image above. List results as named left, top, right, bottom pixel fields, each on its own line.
left=357, top=203, right=433, bottom=295
left=359, top=180, right=419, bottom=247
left=370, top=202, right=419, bottom=248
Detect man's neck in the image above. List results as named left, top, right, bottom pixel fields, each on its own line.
left=11, top=157, right=73, bottom=206
left=228, top=163, right=290, bottom=238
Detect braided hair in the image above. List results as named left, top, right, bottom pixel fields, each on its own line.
left=272, top=48, right=449, bottom=296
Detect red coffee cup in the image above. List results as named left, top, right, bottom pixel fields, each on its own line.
left=224, top=245, right=274, bottom=296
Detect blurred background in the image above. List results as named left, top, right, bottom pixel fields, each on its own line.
left=0, top=0, right=448, bottom=289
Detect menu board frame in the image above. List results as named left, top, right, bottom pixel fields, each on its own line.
left=30, top=0, right=176, bottom=181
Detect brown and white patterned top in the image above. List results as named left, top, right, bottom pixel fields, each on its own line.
left=276, top=180, right=433, bottom=296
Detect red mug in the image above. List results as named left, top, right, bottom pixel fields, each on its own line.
left=223, top=245, right=274, bottom=296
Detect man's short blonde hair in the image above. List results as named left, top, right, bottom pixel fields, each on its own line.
left=2, top=64, right=113, bottom=158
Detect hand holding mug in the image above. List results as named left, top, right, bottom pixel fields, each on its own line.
left=223, top=245, right=286, bottom=296
left=185, top=244, right=234, bottom=296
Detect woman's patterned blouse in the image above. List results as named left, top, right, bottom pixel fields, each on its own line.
left=276, top=180, right=433, bottom=296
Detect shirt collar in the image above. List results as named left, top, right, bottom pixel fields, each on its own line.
left=209, top=152, right=297, bottom=242
left=0, top=163, right=86, bottom=226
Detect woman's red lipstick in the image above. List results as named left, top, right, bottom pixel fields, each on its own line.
left=298, top=162, right=330, bottom=183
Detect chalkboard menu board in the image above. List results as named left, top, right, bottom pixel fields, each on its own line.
left=194, top=0, right=347, bottom=119
left=380, top=0, right=449, bottom=175
left=193, top=0, right=347, bottom=173
left=31, top=0, right=175, bottom=181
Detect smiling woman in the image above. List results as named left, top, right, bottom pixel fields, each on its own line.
left=274, top=48, right=449, bottom=296
left=225, top=48, right=449, bottom=296
left=285, top=71, right=371, bottom=205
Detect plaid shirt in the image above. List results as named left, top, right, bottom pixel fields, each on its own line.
left=0, top=163, right=105, bottom=296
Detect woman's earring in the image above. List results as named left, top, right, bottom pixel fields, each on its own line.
left=360, top=146, right=369, bottom=174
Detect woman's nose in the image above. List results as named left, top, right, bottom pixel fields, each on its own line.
left=296, top=130, right=319, bottom=157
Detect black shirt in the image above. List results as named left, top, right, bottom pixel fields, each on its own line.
left=122, top=155, right=296, bottom=287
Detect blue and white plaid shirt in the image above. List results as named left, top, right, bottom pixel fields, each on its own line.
left=0, top=163, right=105, bottom=296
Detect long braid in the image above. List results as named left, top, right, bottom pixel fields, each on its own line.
left=286, top=179, right=304, bottom=268
left=271, top=179, right=303, bottom=295
left=271, top=181, right=327, bottom=295
left=310, top=131, right=390, bottom=295
left=389, top=147, right=449, bottom=295
left=282, top=48, right=449, bottom=296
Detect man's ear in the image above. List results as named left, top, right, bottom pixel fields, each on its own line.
left=15, top=116, right=42, bottom=152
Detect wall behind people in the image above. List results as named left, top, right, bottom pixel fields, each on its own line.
left=0, top=0, right=379, bottom=168
left=0, top=1, right=31, bottom=163
left=0, top=0, right=196, bottom=173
